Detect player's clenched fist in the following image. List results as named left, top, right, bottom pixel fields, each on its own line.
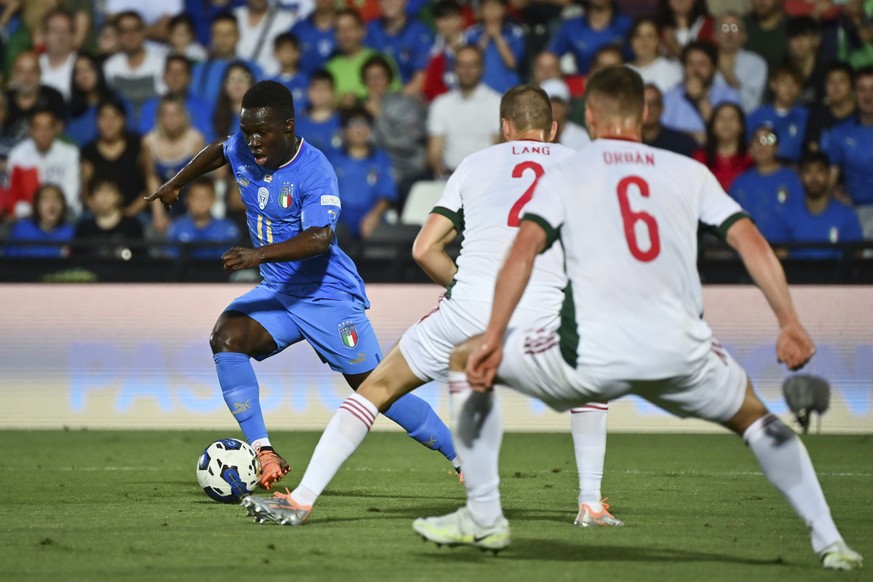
left=222, top=247, right=261, bottom=271
left=776, top=320, right=816, bottom=371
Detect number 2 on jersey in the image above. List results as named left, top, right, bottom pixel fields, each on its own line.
left=507, top=161, right=545, bottom=227
left=617, top=176, right=660, bottom=262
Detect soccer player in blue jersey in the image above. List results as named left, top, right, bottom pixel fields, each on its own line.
left=147, top=80, right=458, bottom=489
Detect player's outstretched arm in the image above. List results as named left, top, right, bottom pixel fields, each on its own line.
left=412, top=213, right=458, bottom=287
left=468, top=220, right=547, bottom=389
left=221, top=225, right=333, bottom=272
left=726, top=217, right=815, bottom=370
left=145, top=141, right=229, bottom=210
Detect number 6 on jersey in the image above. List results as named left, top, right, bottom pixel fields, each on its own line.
left=617, top=175, right=660, bottom=262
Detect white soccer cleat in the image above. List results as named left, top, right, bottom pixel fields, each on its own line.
left=413, top=507, right=510, bottom=553
left=241, top=489, right=312, bottom=526
left=574, top=498, right=624, bottom=528
left=819, top=541, right=863, bottom=571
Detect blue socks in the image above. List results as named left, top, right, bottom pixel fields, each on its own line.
left=214, top=352, right=268, bottom=443
left=384, top=393, right=457, bottom=462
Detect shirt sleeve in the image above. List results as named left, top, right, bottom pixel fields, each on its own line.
left=521, top=170, right=566, bottom=250
left=698, top=166, right=747, bottom=238
left=431, top=161, right=464, bottom=231
left=300, top=163, right=342, bottom=230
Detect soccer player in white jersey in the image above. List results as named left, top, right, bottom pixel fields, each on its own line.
left=411, top=66, right=863, bottom=570
left=241, top=85, right=622, bottom=528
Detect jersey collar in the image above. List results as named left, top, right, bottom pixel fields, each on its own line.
left=278, top=138, right=305, bottom=169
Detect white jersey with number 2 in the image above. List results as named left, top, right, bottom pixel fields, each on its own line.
left=523, top=138, right=746, bottom=380
left=434, top=140, right=577, bottom=316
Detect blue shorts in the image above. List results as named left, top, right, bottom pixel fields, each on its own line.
left=224, top=283, right=382, bottom=374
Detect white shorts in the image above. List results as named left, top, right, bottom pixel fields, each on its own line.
left=399, top=297, right=556, bottom=384
left=498, top=328, right=748, bottom=423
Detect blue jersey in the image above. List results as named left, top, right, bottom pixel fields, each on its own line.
left=5, top=219, right=73, bottom=257
left=291, top=16, right=337, bottom=74
left=463, top=23, right=525, bottom=94
left=822, top=115, right=873, bottom=206
left=223, top=132, right=368, bottom=304
left=294, top=112, right=341, bottom=157
left=269, top=71, right=310, bottom=112
left=746, top=104, right=809, bottom=164
left=166, top=216, right=241, bottom=259
left=547, top=13, right=631, bottom=74
left=331, top=147, right=397, bottom=238
left=365, top=19, right=432, bottom=84
left=729, top=166, right=804, bottom=242
left=783, top=198, right=863, bottom=259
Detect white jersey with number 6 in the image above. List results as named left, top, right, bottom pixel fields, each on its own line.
left=434, top=140, right=577, bottom=316
left=523, top=138, right=747, bottom=380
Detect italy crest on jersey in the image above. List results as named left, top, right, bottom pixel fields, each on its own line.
left=258, top=186, right=269, bottom=209
left=280, top=183, right=293, bottom=208
left=338, top=320, right=358, bottom=348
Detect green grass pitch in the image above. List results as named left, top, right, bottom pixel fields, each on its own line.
left=2, top=430, right=870, bottom=581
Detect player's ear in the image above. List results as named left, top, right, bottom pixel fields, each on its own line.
left=285, top=117, right=295, bottom=134
left=500, top=118, right=511, bottom=142
left=584, top=105, right=595, bottom=139
left=548, top=120, right=557, bottom=143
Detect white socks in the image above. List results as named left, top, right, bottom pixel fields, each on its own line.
left=744, top=414, right=842, bottom=553
left=291, top=393, right=378, bottom=507
left=570, top=403, right=609, bottom=507
left=448, top=371, right=504, bottom=528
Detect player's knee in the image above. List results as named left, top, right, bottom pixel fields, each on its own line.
left=210, top=326, right=240, bottom=354
left=724, top=380, right=771, bottom=435
left=449, top=338, right=476, bottom=372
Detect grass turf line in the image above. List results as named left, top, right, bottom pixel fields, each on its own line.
left=1, top=431, right=870, bottom=582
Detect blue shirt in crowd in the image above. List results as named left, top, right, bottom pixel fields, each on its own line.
left=190, top=58, right=263, bottom=110
left=166, top=216, right=241, bottom=259
left=464, top=23, right=526, bottom=94
left=330, top=147, right=397, bottom=238
left=138, top=93, right=216, bottom=142
left=295, top=112, right=341, bottom=158
left=822, top=114, right=873, bottom=206
left=269, top=71, right=310, bottom=112
left=547, top=13, right=632, bottom=74
left=746, top=104, right=809, bottom=164
left=291, top=16, right=337, bottom=74
left=782, top=198, right=863, bottom=259
left=662, top=83, right=741, bottom=136
left=729, top=166, right=804, bottom=242
left=365, top=18, right=432, bottom=85
left=4, top=219, right=74, bottom=257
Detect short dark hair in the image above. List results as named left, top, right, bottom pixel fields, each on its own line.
left=824, top=62, right=854, bottom=84
left=361, top=54, right=394, bottom=84
left=165, top=54, right=192, bottom=75
left=787, top=15, right=819, bottom=38
left=585, top=66, right=645, bottom=119
left=31, top=183, right=68, bottom=229
left=88, top=178, right=122, bottom=198
left=433, top=0, right=462, bottom=18
left=310, top=69, right=336, bottom=88
left=96, top=94, right=128, bottom=118
left=854, top=65, right=873, bottom=85
left=335, top=7, right=364, bottom=26
left=799, top=151, right=830, bottom=169
left=113, top=10, right=144, bottom=27
left=168, top=13, right=195, bottom=32
left=42, top=7, right=74, bottom=31
left=771, top=63, right=804, bottom=86
left=274, top=31, right=299, bottom=50
left=500, top=84, right=552, bottom=133
left=628, top=17, right=660, bottom=44
left=188, top=176, right=217, bottom=194
left=211, top=11, right=237, bottom=28
left=242, top=80, right=295, bottom=120
left=340, top=105, right=373, bottom=128
left=29, top=106, right=60, bottom=123
left=681, top=40, right=718, bottom=68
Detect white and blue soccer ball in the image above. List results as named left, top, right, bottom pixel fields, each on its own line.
left=196, top=438, right=261, bottom=502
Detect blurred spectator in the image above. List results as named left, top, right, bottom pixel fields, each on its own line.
left=642, top=82, right=698, bottom=156
left=0, top=0, right=31, bottom=79
left=805, top=62, right=855, bottom=152
left=191, top=12, right=263, bottom=108
left=786, top=16, right=828, bottom=106
left=328, top=8, right=400, bottom=105
left=67, top=54, right=123, bottom=147
left=62, top=0, right=98, bottom=54
left=747, top=65, right=809, bottom=164
left=661, top=41, right=740, bottom=143
left=547, top=0, right=631, bottom=75
left=657, top=0, right=715, bottom=59
left=729, top=126, right=804, bottom=242
left=427, top=45, right=500, bottom=177
left=838, top=0, right=873, bottom=69
left=144, top=95, right=205, bottom=230
left=295, top=70, right=342, bottom=155
left=4, top=51, right=66, bottom=143
left=540, top=78, right=590, bottom=150
left=530, top=50, right=562, bottom=85
left=187, top=0, right=245, bottom=47
left=4, top=183, right=74, bottom=257
left=234, top=0, right=301, bottom=77
left=290, top=0, right=338, bottom=75
left=167, top=13, right=208, bottom=62
left=5, top=108, right=80, bottom=220
left=743, top=0, right=789, bottom=73
left=103, top=11, right=167, bottom=118
left=212, top=61, right=255, bottom=138
left=714, top=12, right=767, bottom=113
left=95, top=16, right=120, bottom=64
left=628, top=17, right=683, bottom=94
left=824, top=65, right=873, bottom=236
left=80, top=96, right=149, bottom=220
left=567, top=44, right=625, bottom=126
left=138, top=55, right=214, bottom=141
left=38, top=8, right=77, bottom=103
left=361, top=54, right=427, bottom=203
left=463, top=0, right=525, bottom=95
left=707, top=0, right=752, bottom=17
left=331, top=106, right=397, bottom=240
left=105, top=0, right=183, bottom=42
left=783, top=151, right=863, bottom=259
left=268, top=32, right=310, bottom=111
left=365, top=0, right=432, bottom=96
left=693, top=102, right=753, bottom=191
left=72, top=178, right=144, bottom=257
left=166, top=176, right=240, bottom=259
left=422, top=0, right=466, bottom=102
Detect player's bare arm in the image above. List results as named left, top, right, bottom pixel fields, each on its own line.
left=221, top=225, right=333, bottom=272
left=411, top=213, right=458, bottom=287
left=146, top=141, right=229, bottom=210
left=725, top=217, right=815, bottom=370
left=468, top=219, right=546, bottom=390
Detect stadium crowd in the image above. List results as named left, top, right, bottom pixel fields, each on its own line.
left=1, top=0, right=872, bottom=261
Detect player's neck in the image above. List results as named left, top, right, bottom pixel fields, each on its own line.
left=596, top=131, right=642, bottom=143
left=276, top=136, right=301, bottom=168
left=510, top=129, right=547, bottom=142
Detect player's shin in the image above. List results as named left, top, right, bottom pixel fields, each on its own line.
left=291, top=393, right=378, bottom=507
left=449, top=371, right=504, bottom=527
left=384, top=394, right=458, bottom=464
left=743, top=414, right=843, bottom=552
left=570, top=404, right=608, bottom=507
left=214, top=352, right=269, bottom=446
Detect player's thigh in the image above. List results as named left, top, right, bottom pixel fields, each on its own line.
left=399, top=298, right=490, bottom=384
left=639, top=345, right=748, bottom=424
left=289, top=296, right=383, bottom=374
left=218, top=284, right=305, bottom=359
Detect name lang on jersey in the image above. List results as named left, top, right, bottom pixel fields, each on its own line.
left=512, top=145, right=551, bottom=155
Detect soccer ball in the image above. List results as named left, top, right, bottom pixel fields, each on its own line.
left=196, top=438, right=261, bottom=502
